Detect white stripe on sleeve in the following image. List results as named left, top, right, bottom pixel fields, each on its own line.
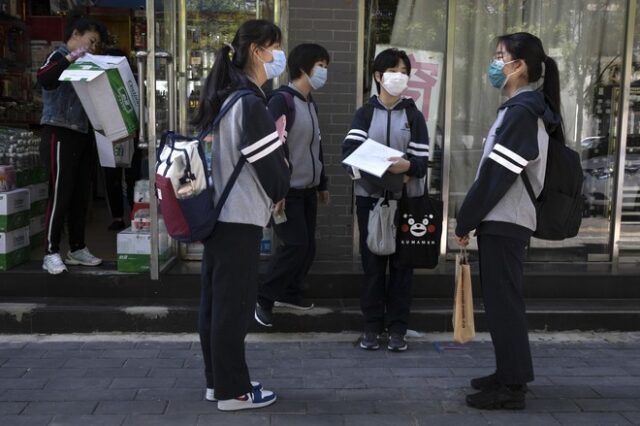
left=348, top=129, right=368, bottom=138
left=493, top=143, right=528, bottom=167
left=489, top=152, right=523, bottom=173
left=241, top=130, right=279, bottom=156
left=246, top=139, right=282, bottom=163
left=346, top=135, right=366, bottom=142
left=406, top=148, right=429, bottom=157
left=408, top=141, right=429, bottom=151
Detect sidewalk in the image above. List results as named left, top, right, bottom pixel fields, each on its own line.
left=0, top=332, right=639, bottom=426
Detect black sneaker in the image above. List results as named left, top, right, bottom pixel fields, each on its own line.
left=466, top=385, right=526, bottom=410
left=254, top=303, right=273, bottom=327
left=359, top=332, right=379, bottom=350
left=387, top=333, right=408, bottom=352
left=471, top=373, right=529, bottom=393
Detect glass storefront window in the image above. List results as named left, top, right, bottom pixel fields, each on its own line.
left=619, top=1, right=640, bottom=261
left=449, top=0, right=628, bottom=262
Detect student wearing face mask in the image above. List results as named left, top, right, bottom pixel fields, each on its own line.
left=192, top=19, right=290, bottom=411
left=37, top=10, right=108, bottom=275
left=342, top=48, right=429, bottom=352
left=455, top=33, right=563, bottom=410
left=254, top=43, right=330, bottom=327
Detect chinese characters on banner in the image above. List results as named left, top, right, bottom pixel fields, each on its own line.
left=372, top=45, right=444, bottom=159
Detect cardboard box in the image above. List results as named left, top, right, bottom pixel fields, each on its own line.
left=30, top=199, right=47, bottom=218
left=30, top=215, right=45, bottom=236
left=30, top=231, right=44, bottom=248
left=59, top=54, right=139, bottom=142
left=117, top=228, right=169, bottom=273
left=29, top=182, right=48, bottom=203
left=0, top=226, right=30, bottom=271
left=0, top=189, right=30, bottom=232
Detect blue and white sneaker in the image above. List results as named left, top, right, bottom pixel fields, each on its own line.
left=217, top=388, right=277, bottom=411
left=205, top=381, right=262, bottom=402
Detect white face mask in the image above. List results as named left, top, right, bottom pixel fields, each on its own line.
left=381, top=72, right=409, bottom=96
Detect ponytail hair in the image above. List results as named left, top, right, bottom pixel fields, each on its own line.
left=497, top=32, right=565, bottom=143
left=192, top=19, right=282, bottom=129
left=64, top=9, right=108, bottom=44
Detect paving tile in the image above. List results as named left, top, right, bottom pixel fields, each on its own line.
left=23, top=368, right=87, bottom=379
left=49, top=414, right=126, bottom=426
left=94, top=400, right=167, bottom=415
left=307, top=400, right=375, bottom=415
left=109, top=377, right=176, bottom=389
left=164, top=400, right=219, bottom=415
left=2, top=389, right=137, bottom=402
left=0, top=378, right=47, bottom=390
left=525, top=398, right=582, bottom=412
left=416, top=414, right=489, bottom=426
left=147, top=368, right=202, bottom=378
left=529, top=385, right=600, bottom=399
left=0, top=367, right=26, bottom=378
left=270, top=414, right=344, bottom=426
left=123, top=414, right=199, bottom=425
left=575, top=399, right=640, bottom=412
left=44, top=377, right=113, bottom=390
left=0, top=401, right=27, bottom=414
left=196, top=413, right=270, bottom=425
left=593, top=386, right=640, bottom=399
left=125, top=358, right=185, bottom=369
left=344, top=414, right=417, bottom=425
left=3, top=358, right=66, bottom=368
left=22, top=401, right=97, bottom=415
left=64, top=358, right=125, bottom=368
left=84, top=367, right=150, bottom=378
left=482, top=412, right=561, bottom=425
left=0, top=415, right=52, bottom=425
left=552, top=412, right=633, bottom=425
left=136, top=388, right=204, bottom=401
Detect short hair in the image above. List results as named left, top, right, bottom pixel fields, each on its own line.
left=287, top=43, right=331, bottom=80
left=372, top=48, right=411, bottom=94
left=64, top=9, right=108, bottom=44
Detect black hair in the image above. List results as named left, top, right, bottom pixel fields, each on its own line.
left=192, top=19, right=282, bottom=129
left=287, top=43, right=330, bottom=80
left=64, top=9, right=108, bottom=45
left=497, top=32, right=565, bottom=142
left=372, top=48, right=411, bottom=94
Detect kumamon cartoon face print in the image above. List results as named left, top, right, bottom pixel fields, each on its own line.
left=400, top=212, right=437, bottom=238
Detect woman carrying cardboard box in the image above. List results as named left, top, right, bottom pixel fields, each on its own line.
left=37, top=11, right=108, bottom=274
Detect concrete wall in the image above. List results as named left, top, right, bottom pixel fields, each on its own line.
left=287, top=0, right=359, bottom=261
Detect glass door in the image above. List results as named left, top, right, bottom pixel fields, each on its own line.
left=143, top=0, right=283, bottom=278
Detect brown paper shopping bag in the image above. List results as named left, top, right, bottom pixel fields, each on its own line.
left=453, top=249, right=476, bottom=343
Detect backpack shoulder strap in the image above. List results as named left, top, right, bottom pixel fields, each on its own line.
left=279, top=90, right=296, bottom=132
left=521, top=171, right=538, bottom=207
left=198, top=89, right=255, bottom=139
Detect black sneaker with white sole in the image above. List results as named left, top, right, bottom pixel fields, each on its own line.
left=254, top=303, right=273, bottom=327
left=359, top=332, right=380, bottom=350
left=387, top=333, right=408, bottom=352
left=470, top=373, right=529, bottom=393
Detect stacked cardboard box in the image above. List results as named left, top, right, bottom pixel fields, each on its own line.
left=0, top=188, right=30, bottom=270
left=117, top=225, right=169, bottom=273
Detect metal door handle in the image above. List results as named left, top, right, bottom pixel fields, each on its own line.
left=135, top=51, right=148, bottom=149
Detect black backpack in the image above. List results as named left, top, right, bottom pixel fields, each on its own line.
left=267, top=89, right=318, bottom=133
left=521, top=134, right=584, bottom=240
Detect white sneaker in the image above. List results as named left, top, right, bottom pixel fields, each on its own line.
left=217, top=388, right=277, bottom=411
left=66, top=247, right=102, bottom=266
left=205, top=381, right=262, bottom=402
left=42, top=253, right=68, bottom=275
